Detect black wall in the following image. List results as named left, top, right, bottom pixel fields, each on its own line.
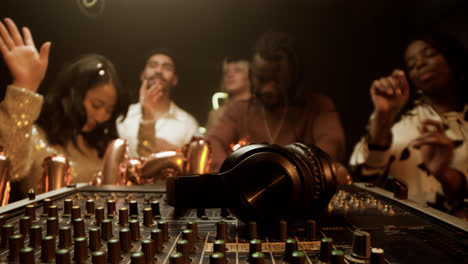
left=1, top=0, right=467, bottom=158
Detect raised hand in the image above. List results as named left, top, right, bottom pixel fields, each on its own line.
left=0, top=18, right=51, bottom=92
left=370, top=69, right=410, bottom=119
left=411, top=119, right=454, bottom=180
left=140, top=79, right=165, bottom=121
left=367, top=69, right=410, bottom=146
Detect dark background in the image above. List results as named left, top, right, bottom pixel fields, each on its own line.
left=1, top=0, right=467, bottom=159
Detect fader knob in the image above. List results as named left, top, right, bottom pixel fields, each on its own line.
left=8, top=234, right=24, bottom=261
left=320, top=237, right=333, bottom=262
left=210, top=252, right=226, bottom=264
left=250, top=252, right=265, bottom=264
left=216, top=221, right=227, bottom=241
left=291, top=251, right=306, bottom=264
left=120, top=228, right=131, bottom=252
left=56, top=248, right=71, bottom=264
left=74, top=236, right=88, bottom=263
left=41, top=235, right=56, bottom=262
left=28, top=188, right=35, bottom=200
left=19, top=246, right=34, bottom=264
left=130, top=252, right=145, bottom=264
left=91, top=250, right=107, bottom=264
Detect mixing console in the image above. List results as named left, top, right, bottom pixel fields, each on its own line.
left=0, top=183, right=466, bottom=264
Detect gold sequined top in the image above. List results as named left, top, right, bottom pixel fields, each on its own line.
left=0, top=85, right=103, bottom=198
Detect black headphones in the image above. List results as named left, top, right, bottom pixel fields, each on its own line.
left=166, top=142, right=336, bottom=222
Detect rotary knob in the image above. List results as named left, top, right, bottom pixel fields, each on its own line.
left=56, top=248, right=71, bottom=264
left=95, top=207, right=105, bottom=226
left=142, top=239, right=156, bottom=264
left=151, top=228, right=163, bottom=253
left=210, top=252, right=226, bottom=264
left=214, top=239, right=226, bottom=254
left=130, top=219, right=141, bottom=241
left=320, top=237, right=333, bottom=262
left=249, top=239, right=262, bottom=256
left=86, top=199, right=95, bottom=215
left=250, top=252, right=265, bottom=264
left=19, top=247, right=34, bottom=264
left=63, top=199, right=73, bottom=215
left=131, top=252, right=145, bottom=264
left=89, top=227, right=101, bottom=251
left=29, top=225, right=42, bottom=248
left=8, top=234, right=24, bottom=261
left=120, top=228, right=131, bottom=252
left=216, top=221, right=227, bottom=241
left=119, top=207, right=129, bottom=226
left=41, top=235, right=56, bottom=262
left=101, top=219, right=113, bottom=241
left=74, top=236, right=88, bottom=263
left=91, top=250, right=107, bottom=264
left=59, top=226, right=72, bottom=248
left=107, top=238, right=121, bottom=264
left=129, top=200, right=138, bottom=216
left=47, top=217, right=59, bottom=236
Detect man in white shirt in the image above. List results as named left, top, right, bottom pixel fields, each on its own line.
left=117, top=50, right=199, bottom=157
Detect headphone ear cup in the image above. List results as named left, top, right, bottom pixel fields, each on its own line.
left=219, top=143, right=272, bottom=173
left=284, top=143, right=336, bottom=210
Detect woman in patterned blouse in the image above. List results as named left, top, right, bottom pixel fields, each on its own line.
left=349, top=31, right=468, bottom=215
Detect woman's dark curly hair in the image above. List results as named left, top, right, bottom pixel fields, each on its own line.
left=37, top=54, right=129, bottom=157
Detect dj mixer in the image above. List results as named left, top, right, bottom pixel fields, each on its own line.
left=0, top=182, right=466, bottom=264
